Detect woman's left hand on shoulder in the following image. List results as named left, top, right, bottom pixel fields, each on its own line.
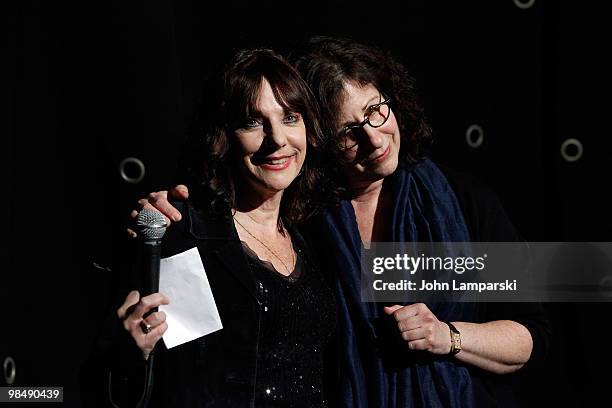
left=384, top=303, right=451, bottom=355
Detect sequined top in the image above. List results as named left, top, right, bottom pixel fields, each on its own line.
left=241, top=234, right=336, bottom=408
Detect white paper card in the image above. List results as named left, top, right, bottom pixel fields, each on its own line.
left=158, top=247, right=223, bottom=349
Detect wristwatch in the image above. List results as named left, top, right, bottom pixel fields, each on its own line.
left=447, top=322, right=462, bottom=355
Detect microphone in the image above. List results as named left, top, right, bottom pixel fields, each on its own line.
left=135, top=209, right=168, bottom=297
left=111, top=209, right=166, bottom=408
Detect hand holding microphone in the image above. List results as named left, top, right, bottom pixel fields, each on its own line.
left=118, top=291, right=169, bottom=361
left=118, top=209, right=169, bottom=360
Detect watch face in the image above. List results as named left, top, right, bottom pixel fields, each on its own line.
left=448, top=323, right=461, bottom=354
left=452, top=333, right=461, bottom=351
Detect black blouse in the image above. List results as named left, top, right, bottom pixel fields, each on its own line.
left=241, top=232, right=336, bottom=408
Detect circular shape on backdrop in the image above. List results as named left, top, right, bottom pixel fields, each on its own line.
left=560, top=138, right=583, bottom=162
left=119, top=157, right=146, bottom=184
left=3, top=356, right=15, bottom=385
left=514, top=0, right=536, bottom=10
left=465, top=124, right=484, bottom=148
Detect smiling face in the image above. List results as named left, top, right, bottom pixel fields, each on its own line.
left=232, top=78, right=307, bottom=200
left=336, top=81, right=401, bottom=186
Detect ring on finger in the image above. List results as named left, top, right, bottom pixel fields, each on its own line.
left=140, top=320, right=153, bottom=334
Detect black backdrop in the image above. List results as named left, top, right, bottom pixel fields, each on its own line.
left=5, top=0, right=612, bottom=406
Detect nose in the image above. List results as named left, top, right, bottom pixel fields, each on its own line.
left=359, top=125, right=384, bottom=150
left=263, top=121, right=288, bottom=148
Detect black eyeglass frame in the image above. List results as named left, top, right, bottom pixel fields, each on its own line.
left=338, top=96, right=392, bottom=150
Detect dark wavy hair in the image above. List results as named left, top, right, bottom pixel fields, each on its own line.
left=291, top=36, right=433, bottom=167
left=180, top=49, right=331, bottom=224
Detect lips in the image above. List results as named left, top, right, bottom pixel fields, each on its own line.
left=365, top=146, right=390, bottom=165
left=260, top=154, right=296, bottom=170
left=265, top=156, right=291, bottom=165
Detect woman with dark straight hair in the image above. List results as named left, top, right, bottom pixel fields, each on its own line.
left=83, top=48, right=337, bottom=408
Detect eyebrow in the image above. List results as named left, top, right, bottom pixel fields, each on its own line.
left=362, top=94, right=381, bottom=112
left=339, top=94, right=382, bottom=128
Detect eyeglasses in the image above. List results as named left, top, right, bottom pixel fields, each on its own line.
left=338, top=96, right=392, bottom=150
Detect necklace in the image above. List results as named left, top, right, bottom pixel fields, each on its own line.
left=233, top=214, right=295, bottom=275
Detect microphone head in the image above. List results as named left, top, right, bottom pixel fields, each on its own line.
left=136, top=208, right=168, bottom=240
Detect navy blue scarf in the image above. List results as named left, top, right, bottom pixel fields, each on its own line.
left=320, top=159, right=476, bottom=408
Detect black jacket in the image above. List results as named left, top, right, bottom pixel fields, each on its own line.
left=83, top=201, right=328, bottom=407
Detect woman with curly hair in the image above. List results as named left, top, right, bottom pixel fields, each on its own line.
left=133, top=37, right=550, bottom=407
left=290, top=36, right=550, bottom=408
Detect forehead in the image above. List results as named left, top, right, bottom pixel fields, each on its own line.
left=339, top=81, right=381, bottom=117
left=244, top=77, right=304, bottom=118
left=254, top=79, right=284, bottom=113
